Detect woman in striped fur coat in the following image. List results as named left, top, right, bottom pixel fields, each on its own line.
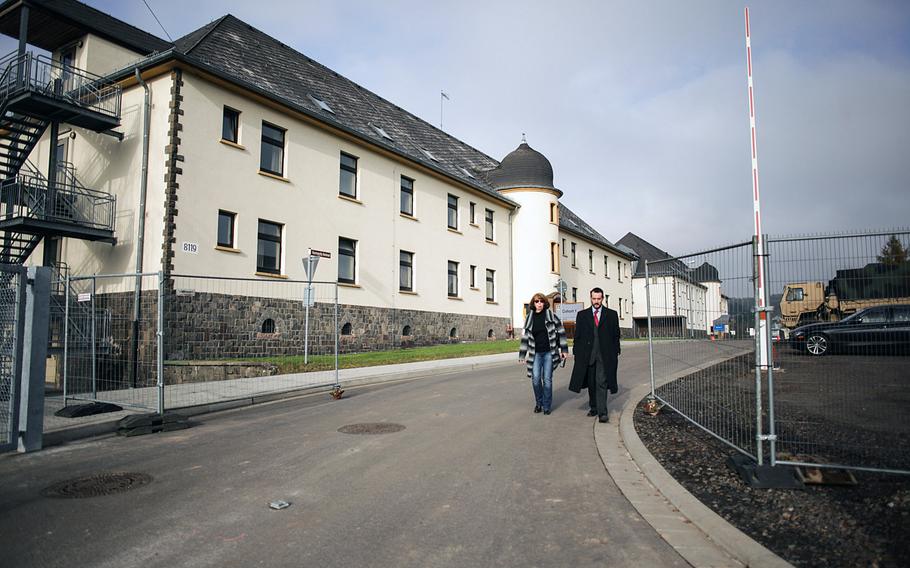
left=518, top=292, right=569, bottom=415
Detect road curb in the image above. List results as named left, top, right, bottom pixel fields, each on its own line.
left=614, top=382, right=793, bottom=568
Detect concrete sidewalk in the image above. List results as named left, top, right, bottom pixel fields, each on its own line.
left=37, top=345, right=790, bottom=568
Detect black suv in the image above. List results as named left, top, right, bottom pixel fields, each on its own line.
left=788, top=305, right=910, bottom=356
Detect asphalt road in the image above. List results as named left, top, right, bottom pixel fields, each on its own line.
left=0, top=343, right=693, bottom=568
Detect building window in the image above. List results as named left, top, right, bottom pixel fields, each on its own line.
left=562, top=238, right=567, bottom=257
left=486, top=269, right=495, bottom=302
left=571, top=242, right=577, bottom=267
left=484, top=209, right=494, bottom=241
left=341, top=322, right=353, bottom=335
left=588, top=249, right=594, bottom=272
left=338, top=237, right=356, bottom=283
left=260, top=122, right=285, bottom=176
left=400, top=176, right=414, bottom=216
left=447, top=194, right=459, bottom=229
left=399, top=250, right=414, bottom=291
left=402, top=325, right=412, bottom=336
left=470, top=265, right=477, bottom=288
left=261, top=318, right=275, bottom=334
left=605, top=294, right=610, bottom=308
left=448, top=261, right=459, bottom=297
left=550, top=242, right=559, bottom=272
left=550, top=202, right=558, bottom=223
left=222, top=107, right=239, bottom=143
left=604, top=255, right=609, bottom=277
left=619, top=297, right=624, bottom=318
left=469, top=202, right=476, bottom=224
left=339, top=152, right=358, bottom=198
left=617, top=261, right=622, bottom=282
left=256, top=219, right=282, bottom=274
left=572, top=287, right=577, bottom=302
left=217, top=210, right=235, bottom=248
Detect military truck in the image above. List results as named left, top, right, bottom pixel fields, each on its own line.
left=779, top=262, right=910, bottom=328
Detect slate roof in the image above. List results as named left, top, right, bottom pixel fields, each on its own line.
left=487, top=142, right=556, bottom=191
left=0, top=0, right=173, bottom=54
left=168, top=15, right=511, bottom=205
left=615, top=232, right=704, bottom=286
left=559, top=205, right=630, bottom=258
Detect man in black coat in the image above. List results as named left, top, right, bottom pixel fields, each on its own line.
left=568, top=287, right=620, bottom=423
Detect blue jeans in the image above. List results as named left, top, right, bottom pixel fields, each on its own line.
left=531, top=352, right=553, bottom=411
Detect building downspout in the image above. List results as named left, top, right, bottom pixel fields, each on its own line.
left=508, top=205, right=516, bottom=334
left=131, top=69, right=151, bottom=388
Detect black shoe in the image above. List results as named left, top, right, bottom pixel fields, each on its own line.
left=543, top=409, right=551, bottom=415
left=598, top=415, right=609, bottom=423
left=534, top=406, right=542, bottom=413
left=587, top=409, right=597, bottom=417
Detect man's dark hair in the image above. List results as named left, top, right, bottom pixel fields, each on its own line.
left=590, top=287, right=604, bottom=296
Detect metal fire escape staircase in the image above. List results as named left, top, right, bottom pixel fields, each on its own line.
left=0, top=50, right=121, bottom=264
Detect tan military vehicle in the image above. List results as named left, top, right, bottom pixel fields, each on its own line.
left=779, top=262, right=910, bottom=329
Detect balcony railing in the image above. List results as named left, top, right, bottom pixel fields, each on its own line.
left=1, top=172, right=115, bottom=232
left=0, top=51, right=122, bottom=119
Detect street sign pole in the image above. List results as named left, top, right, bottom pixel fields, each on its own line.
left=303, top=253, right=319, bottom=365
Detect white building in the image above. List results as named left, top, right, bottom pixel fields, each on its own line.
left=0, top=0, right=634, bottom=357
left=616, top=233, right=727, bottom=338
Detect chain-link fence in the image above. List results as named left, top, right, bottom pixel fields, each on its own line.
left=645, top=241, right=760, bottom=458
left=766, top=230, right=910, bottom=473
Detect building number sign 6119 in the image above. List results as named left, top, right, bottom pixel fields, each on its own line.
left=182, top=242, right=199, bottom=254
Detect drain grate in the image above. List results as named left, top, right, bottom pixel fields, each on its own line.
left=42, top=472, right=153, bottom=499
left=338, top=423, right=405, bottom=435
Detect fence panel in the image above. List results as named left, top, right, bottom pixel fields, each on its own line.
left=64, top=273, right=161, bottom=411
left=164, top=275, right=339, bottom=411
left=647, top=241, right=759, bottom=458
left=0, top=265, right=25, bottom=452
left=767, top=230, right=910, bottom=473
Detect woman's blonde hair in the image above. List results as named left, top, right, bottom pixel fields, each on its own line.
left=529, top=292, right=550, bottom=310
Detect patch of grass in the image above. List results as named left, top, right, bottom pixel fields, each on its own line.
left=233, top=339, right=521, bottom=374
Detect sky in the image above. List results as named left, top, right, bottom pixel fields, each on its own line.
left=5, top=0, right=909, bottom=254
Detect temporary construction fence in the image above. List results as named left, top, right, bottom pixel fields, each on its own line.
left=765, top=230, right=910, bottom=474
left=646, top=230, right=910, bottom=475
left=56, top=273, right=341, bottom=414
left=0, top=265, right=25, bottom=452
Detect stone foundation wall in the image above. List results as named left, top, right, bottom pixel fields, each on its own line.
left=163, top=291, right=510, bottom=360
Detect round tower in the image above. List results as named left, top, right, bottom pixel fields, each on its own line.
left=489, top=140, right=563, bottom=327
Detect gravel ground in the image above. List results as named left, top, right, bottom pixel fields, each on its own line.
left=634, top=401, right=910, bottom=567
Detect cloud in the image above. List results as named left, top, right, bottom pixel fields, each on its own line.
left=5, top=0, right=908, bottom=254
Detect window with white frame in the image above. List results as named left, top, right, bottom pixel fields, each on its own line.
left=260, top=122, right=285, bottom=176
left=486, top=269, right=495, bottom=302
left=339, top=152, right=358, bottom=198
left=338, top=237, right=357, bottom=284
left=256, top=219, right=282, bottom=274
left=447, top=194, right=459, bottom=229
left=399, top=250, right=413, bottom=291
left=448, top=261, right=459, bottom=297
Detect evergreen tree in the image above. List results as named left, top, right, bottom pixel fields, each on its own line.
left=877, top=235, right=908, bottom=265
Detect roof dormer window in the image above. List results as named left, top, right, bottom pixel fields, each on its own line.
left=308, top=94, right=334, bottom=114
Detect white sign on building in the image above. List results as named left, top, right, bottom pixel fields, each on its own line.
left=556, top=302, right=584, bottom=321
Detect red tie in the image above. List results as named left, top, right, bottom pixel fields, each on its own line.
left=594, top=309, right=600, bottom=327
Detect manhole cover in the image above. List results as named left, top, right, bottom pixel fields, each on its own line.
left=42, top=472, right=153, bottom=499
left=338, top=423, right=405, bottom=435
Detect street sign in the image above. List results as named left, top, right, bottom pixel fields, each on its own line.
left=303, top=255, right=320, bottom=281
left=309, top=248, right=332, bottom=259
left=713, top=324, right=725, bottom=332
left=303, top=286, right=315, bottom=307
